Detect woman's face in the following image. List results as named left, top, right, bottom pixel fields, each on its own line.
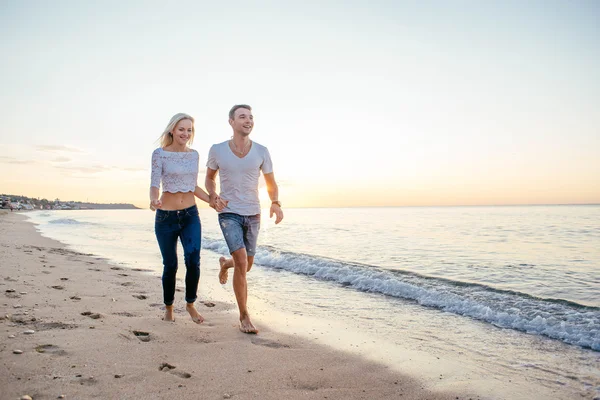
left=171, top=119, right=193, bottom=146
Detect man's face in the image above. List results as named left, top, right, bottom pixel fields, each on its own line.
left=229, top=108, right=254, bottom=136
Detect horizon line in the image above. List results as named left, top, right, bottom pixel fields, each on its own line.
left=4, top=192, right=599, bottom=209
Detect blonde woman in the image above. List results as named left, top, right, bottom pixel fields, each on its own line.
left=150, top=113, right=226, bottom=323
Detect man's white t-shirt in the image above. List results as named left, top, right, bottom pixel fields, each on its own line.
left=206, top=140, right=273, bottom=216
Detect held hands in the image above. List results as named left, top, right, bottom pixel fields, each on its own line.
left=209, top=193, right=228, bottom=212
left=270, top=203, right=284, bottom=224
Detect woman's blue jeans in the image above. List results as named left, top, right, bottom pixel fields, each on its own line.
left=154, top=205, right=201, bottom=306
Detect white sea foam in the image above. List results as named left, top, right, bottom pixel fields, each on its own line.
left=48, top=218, right=88, bottom=225
left=210, top=241, right=599, bottom=351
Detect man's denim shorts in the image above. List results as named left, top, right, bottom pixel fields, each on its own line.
left=218, top=213, right=261, bottom=257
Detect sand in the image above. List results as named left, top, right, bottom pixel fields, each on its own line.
left=0, top=211, right=472, bottom=400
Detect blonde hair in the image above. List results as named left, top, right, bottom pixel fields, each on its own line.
left=159, top=113, right=195, bottom=148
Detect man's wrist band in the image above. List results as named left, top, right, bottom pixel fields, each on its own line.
left=272, top=201, right=282, bottom=207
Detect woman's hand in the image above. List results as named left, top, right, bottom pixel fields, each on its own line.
left=150, top=199, right=162, bottom=211
left=209, top=194, right=228, bottom=212
left=214, top=196, right=228, bottom=212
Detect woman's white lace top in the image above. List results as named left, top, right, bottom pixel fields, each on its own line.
left=150, top=148, right=198, bottom=193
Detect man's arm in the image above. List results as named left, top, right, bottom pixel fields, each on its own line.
left=264, top=172, right=283, bottom=224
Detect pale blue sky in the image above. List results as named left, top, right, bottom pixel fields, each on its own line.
left=1, top=1, right=598, bottom=206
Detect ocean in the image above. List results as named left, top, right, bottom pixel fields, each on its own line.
left=25, top=205, right=600, bottom=397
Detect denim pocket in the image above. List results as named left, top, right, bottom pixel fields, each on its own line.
left=155, top=211, right=169, bottom=223
left=186, top=207, right=199, bottom=217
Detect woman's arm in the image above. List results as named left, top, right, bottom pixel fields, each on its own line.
left=194, top=186, right=210, bottom=203
left=195, top=185, right=228, bottom=211
left=149, top=187, right=162, bottom=210
left=150, top=150, right=162, bottom=210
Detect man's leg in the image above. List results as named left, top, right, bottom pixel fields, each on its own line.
left=231, top=248, right=257, bottom=333
left=218, top=257, right=233, bottom=284
left=219, top=255, right=254, bottom=283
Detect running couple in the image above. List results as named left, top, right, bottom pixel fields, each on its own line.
left=149, top=104, right=283, bottom=334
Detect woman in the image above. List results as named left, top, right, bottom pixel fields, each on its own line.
left=150, top=113, right=225, bottom=323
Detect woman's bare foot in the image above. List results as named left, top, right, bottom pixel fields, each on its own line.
left=219, top=256, right=230, bottom=284
left=186, top=303, right=204, bottom=324
left=239, top=314, right=258, bottom=334
left=163, top=305, right=175, bottom=322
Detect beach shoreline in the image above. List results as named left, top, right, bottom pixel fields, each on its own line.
left=1, top=211, right=469, bottom=400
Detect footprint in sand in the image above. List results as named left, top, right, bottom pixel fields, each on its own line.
left=81, top=311, right=102, bottom=319
left=36, top=344, right=67, bottom=356
left=51, top=285, right=65, bottom=290
left=110, top=267, right=123, bottom=271
left=159, top=362, right=191, bottom=378
left=113, top=311, right=137, bottom=317
left=133, top=330, right=151, bottom=342
left=75, top=376, right=97, bottom=386
left=251, top=338, right=291, bottom=349
left=35, top=321, right=78, bottom=330
left=132, top=294, right=148, bottom=300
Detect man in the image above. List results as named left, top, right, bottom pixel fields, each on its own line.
left=205, top=104, right=283, bottom=334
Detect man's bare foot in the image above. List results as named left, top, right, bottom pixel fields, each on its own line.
left=239, top=314, right=258, bottom=334
left=186, top=303, right=204, bottom=324
left=163, top=306, right=175, bottom=322
left=219, top=256, right=229, bottom=284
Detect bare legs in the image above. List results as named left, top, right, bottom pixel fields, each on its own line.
left=186, top=302, right=204, bottom=324
left=219, top=254, right=253, bottom=284
left=221, top=249, right=257, bottom=334
left=163, top=305, right=175, bottom=322
left=219, top=256, right=233, bottom=284
left=163, top=303, right=204, bottom=324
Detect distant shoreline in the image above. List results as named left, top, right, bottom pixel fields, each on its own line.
left=1, top=193, right=140, bottom=211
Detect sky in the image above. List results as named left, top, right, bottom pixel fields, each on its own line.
left=1, top=0, right=599, bottom=208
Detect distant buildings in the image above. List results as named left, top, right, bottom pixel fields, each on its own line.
left=1, top=196, right=34, bottom=210
left=52, top=200, right=81, bottom=210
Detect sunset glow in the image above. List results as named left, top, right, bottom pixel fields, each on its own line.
left=1, top=1, right=598, bottom=208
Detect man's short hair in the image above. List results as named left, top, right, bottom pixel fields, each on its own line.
left=229, top=104, right=252, bottom=120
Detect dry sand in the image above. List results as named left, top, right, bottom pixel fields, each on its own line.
left=0, top=211, right=472, bottom=400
